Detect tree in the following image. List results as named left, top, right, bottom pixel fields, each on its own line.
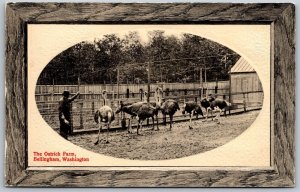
left=123, top=31, right=145, bottom=63
left=37, top=30, right=240, bottom=85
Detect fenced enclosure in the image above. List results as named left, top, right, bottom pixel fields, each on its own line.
left=36, top=81, right=263, bottom=133
left=35, top=81, right=229, bottom=101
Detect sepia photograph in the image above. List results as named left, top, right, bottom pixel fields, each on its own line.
left=27, top=24, right=270, bottom=167
left=35, top=28, right=263, bottom=160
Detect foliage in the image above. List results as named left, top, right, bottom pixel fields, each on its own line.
left=37, top=31, right=240, bottom=85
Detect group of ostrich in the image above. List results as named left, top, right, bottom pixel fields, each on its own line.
left=94, top=87, right=231, bottom=144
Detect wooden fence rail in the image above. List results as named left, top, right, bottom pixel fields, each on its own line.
left=35, top=82, right=229, bottom=102
left=35, top=81, right=229, bottom=94
left=36, top=90, right=263, bottom=132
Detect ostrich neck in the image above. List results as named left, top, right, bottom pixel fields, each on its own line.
left=103, top=95, right=107, bottom=106
left=155, top=92, right=163, bottom=107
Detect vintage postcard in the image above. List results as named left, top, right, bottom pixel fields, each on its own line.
left=6, top=3, right=295, bottom=187
left=27, top=24, right=271, bottom=169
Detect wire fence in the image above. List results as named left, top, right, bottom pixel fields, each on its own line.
left=35, top=81, right=229, bottom=101
left=36, top=83, right=263, bottom=133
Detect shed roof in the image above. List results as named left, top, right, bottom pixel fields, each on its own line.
left=230, top=57, right=255, bottom=73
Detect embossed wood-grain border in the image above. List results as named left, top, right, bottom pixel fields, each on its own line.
left=5, top=3, right=295, bottom=187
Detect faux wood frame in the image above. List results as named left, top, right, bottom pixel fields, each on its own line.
left=5, top=3, right=295, bottom=187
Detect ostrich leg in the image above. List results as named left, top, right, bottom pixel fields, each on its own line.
left=127, top=118, right=130, bottom=133
left=105, top=123, right=110, bottom=143
left=137, top=119, right=144, bottom=135
left=94, top=123, right=102, bottom=145
left=140, top=120, right=143, bottom=134
left=169, top=115, right=173, bottom=131
left=215, top=108, right=222, bottom=124
left=136, top=116, right=141, bottom=135
left=211, top=108, right=214, bottom=121
left=203, top=108, right=209, bottom=122
left=128, top=117, right=133, bottom=133
left=137, top=119, right=140, bottom=135
left=156, top=115, right=159, bottom=131
left=151, top=117, right=155, bottom=130
left=189, top=113, right=193, bottom=129
left=163, top=114, right=166, bottom=125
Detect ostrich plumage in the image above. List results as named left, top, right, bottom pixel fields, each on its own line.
left=159, top=99, right=180, bottom=130
left=200, top=97, right=231, bottom=123
left=94, top=106, right=115, bottom=124
left=116, top=101, right=159, bottom=134
left=94, top=91, right=115, bottom=144
left=153, top=87, right=181, bottom=130
left=182, top=101, right=204, bottom=129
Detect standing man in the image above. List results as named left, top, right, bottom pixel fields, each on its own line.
left=59, top=90, right=80, bottom=139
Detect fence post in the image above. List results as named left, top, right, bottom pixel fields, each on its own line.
left=166, top=88, right=169, bottom=96
left=140, top=89, right=143, bottom=101
left=146, top=62, right=151, bottom=126
left=243, top=93, right=246, bottom=112
left=184, top=89, right=187, bottom=95
left=121, top=111, right=127, bottom=130
left=70, top=103, right=74, bottom=134
left=92, top=101, right=94, bottom=113
left=199, top=88, right=202, bottom=99
left=92, top=92, right=94, bottom=113
left=79, top=102, right=83, bottom=129
left=121, top=117, right=126, bottom=130
left=117, top=66, right=120, bottom=100
left=52, top=78, right=55, bottom=101
left=229, top=66, right=232, bottom=115
left=215, top=78, right=218, bottom=94
left=204, top=67, right=207, bottom=97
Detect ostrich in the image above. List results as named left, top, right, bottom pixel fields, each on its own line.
left=135, top=104, right=159, bottom=134
left=143, top=91, right=160, bottom=129
left=116, top=88, right=160, bottom=134
left=200, top=98, right=211, bottom=121
left=155, top=87, right=180, bottom=130
left=115, top=101, right=159, bottom=135
left=94, top=90, right=115, bottom=144
left=115, top=101, right=142, bottom=133
left=200, top=95, right=231, bottom=123
left=182, top=101, right=204, bottom=129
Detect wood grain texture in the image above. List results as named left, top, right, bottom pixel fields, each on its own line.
left=5, top=3, right=295, bottom=187
left=15, top=169, right=292, bottom=187
left=273, top=4, right=295, bottom=183
left=8, top=3, right=289, bottom=22
left=5, top=5, right=27, bottom=186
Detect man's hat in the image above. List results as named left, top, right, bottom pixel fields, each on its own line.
left=62, top=90, right=70, bottom=96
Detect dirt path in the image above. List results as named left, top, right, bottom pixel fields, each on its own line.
left=69, top=110, right=260, bottom=160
